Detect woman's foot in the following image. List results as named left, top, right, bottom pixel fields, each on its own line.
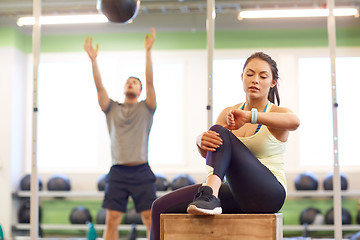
left=187, top=186, right=222, bottom=215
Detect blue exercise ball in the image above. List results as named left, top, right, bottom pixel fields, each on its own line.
left=97, top=0, right=140, bottom=23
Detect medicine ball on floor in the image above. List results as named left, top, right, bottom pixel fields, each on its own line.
left=19, top=174, right=43, bottom=191
left=96, top=0, right=140, bottom=23
left=47, top=174, right=71, bottom=191
left=96, top=208, right=107, bottom=224
left=17, top=199, right=42, bottom=223
left=70, top=206, right=92, bottom=224
left=155, top=173, right=170, bottom=191
left=97, top=174, right=107, bottom=191
left=323, top=172, right=348, bottom=190
left=171, top=174, right=195, bottom=190
left=299, top=207, right=324, bottom=225
left=294, top=172, right=318, bottom=191
left=325, top=207, right=352, bottom=225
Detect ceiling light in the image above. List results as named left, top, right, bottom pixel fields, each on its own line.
left=238, top=8, right=359, bottom=20
left=17, top=14, right=109, bottom=26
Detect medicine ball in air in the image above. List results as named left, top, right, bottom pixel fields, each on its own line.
left=97, top=0, right=140, bottom=23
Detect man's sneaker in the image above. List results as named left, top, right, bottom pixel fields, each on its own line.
left=187, top=186, right=222, bottom=215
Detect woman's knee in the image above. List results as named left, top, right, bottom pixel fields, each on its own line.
left=151, top=197, right=164, bottom=215
left=209, top=124, right=228, bottom=134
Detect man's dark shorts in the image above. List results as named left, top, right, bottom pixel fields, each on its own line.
left=102, top=163, right=156, bottom=213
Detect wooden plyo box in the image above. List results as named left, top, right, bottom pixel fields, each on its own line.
left=160, top=213, right=283, bottom=240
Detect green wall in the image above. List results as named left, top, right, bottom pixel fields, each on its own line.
left=1, top=26, right=359, bottom=53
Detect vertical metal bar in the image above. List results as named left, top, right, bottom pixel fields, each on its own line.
left=326, top=0, right=342, bottom=239
left=30, top=0, right=41, bottom=239
left=206, top=0, right=215, bottom=128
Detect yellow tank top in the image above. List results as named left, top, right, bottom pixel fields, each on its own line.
left=237, top=102, right=287, bottom=191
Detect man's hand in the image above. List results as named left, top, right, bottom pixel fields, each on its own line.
left=144, top=27, right=156, bottom=52
left=84, top=37, right=99, bottom=61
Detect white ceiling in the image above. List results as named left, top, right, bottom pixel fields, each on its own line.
left=1, top=0, right=359, bottom=34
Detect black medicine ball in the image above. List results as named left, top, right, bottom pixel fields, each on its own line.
left=18, top=200, right=42, bottom=223
left=96, top=208, right=107, bottom=224
left=171, top=174, right=195, bottom=190
left=325, top=207, right=352, bottom=225
left=299, top=207, right=324, bottom=225
left=20, top=174, right=43, bottom=191
left=294, top=172, right=318, bottom=191
left=155, top=173, right=170, bottom=191
left=97, top=0, right=140, bottom=23
left=97, top=174, right=107, bottom=191
left=70, top=206, right=92, bottom=224
left=323, top=172, right=348, bottom=190
left=47, top=174, right=71, bottom=191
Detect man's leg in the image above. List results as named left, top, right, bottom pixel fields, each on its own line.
left=141, top=209, right=151, bottom=239
left=103, top=209, right=122, bottom=240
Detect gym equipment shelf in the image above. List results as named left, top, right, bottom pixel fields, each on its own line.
left=14, top=190, right=360, bottom=198
left=287, top=190, right=360, bottom=198
left=283, top=224, right=360, bottom=231
left=14, top=190, right=169, bottom=198
left=12, top=190, right=360, bottom=235
left=14, top=223, right=147, bottom=231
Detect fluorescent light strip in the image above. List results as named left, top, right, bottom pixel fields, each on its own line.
left=17, top=14, right=109, bottom=26
left=238, top=8, right=359, bottom=19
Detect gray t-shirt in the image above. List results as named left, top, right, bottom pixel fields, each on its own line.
left=104, top=99, right=155, bottom=165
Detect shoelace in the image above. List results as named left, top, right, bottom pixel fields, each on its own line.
left=194, top=189, right=213, bottom=202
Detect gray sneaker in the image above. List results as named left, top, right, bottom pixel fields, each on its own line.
left=187, top=186, right=222, bottom=215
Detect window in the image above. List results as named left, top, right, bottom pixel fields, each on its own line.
left=298, top=57, right=360, bottom=166
left=213, top=59, right=246, bottom=123
left=36, top=53, right=183, bottom=171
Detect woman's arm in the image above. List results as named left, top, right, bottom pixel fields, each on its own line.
left=258, top=106, right=300, bottom=131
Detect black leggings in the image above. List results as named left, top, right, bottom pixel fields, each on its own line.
left=150, top=124, right=286, bottom=240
